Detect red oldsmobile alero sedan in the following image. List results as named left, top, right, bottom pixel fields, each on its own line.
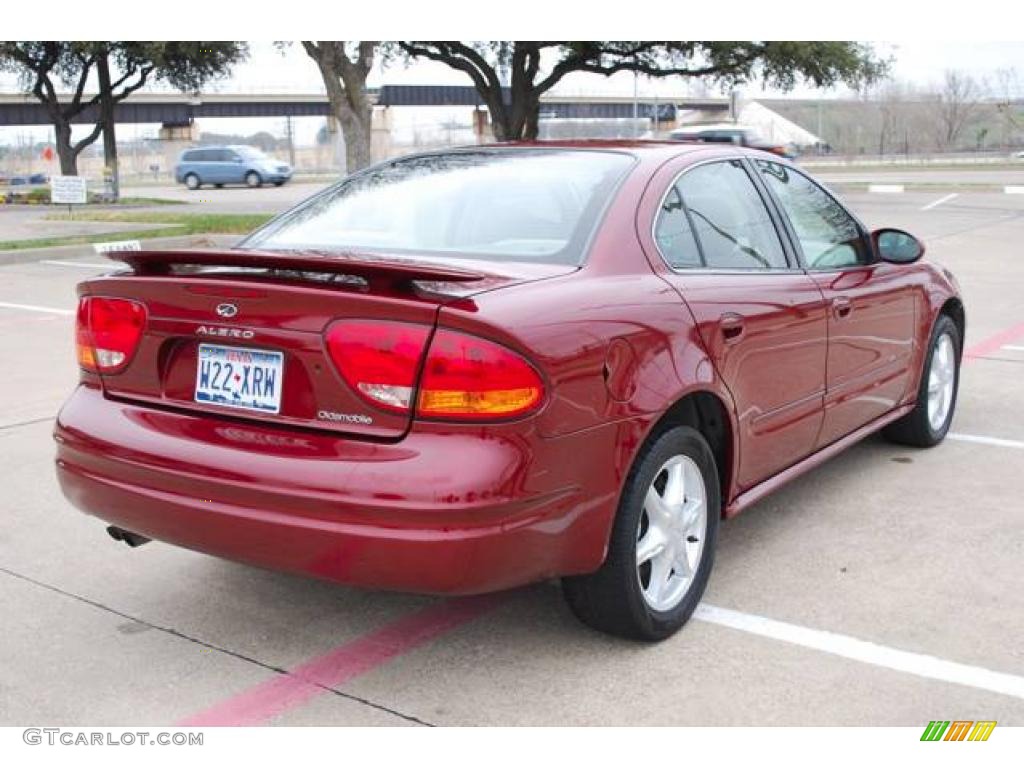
left=55, top=141, right=964, bottom=640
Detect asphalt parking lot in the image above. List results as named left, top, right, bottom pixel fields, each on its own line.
left=1, top=186, right=1022, bottom=726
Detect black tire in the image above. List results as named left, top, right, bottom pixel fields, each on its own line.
left=273, top=180, right=285, bottom=187
left=883, top=313, right=961, bottom=447
left=214, top=183, right=224, bottom=188
left=562, top=425, right=720, bottom=641
left=184, top=173, right=201, bottom=190
left=245, top=171, right=262, bottom=188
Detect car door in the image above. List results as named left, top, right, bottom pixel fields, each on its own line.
left=650, top=158, right=829, bottom=490
left=222, top=149, right=245, bottom=184
left=754, top=159, right=917, bottom=447
left=190, top=148, right=213, bottom=182
left=211, top=149, right=236, bottom=184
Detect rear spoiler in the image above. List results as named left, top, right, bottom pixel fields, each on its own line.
left=111, top=249, right=488, bottom=289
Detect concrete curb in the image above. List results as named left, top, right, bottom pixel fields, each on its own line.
left=824, top=182, right=1017, bottom=195
left=0, top=233, right=241, bottom=267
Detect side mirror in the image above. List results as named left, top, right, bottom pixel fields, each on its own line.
left=873, top=228, right=925, bottom=264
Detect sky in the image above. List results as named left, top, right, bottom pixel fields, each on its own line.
left=115, top=41, right=1024, bottom=97
left=2, top=41, right=1023, bottom=147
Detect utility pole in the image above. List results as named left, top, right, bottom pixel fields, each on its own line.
left=633, top=70, right=639, bottom=138
left=653, top=91, right=659, bottom=138
left=285, top=115, right=296, bottom=168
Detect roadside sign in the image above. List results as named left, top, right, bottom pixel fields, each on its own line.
left=93, top=240, right=142, bottom=254
left=50, top=176, right=87, bottom=205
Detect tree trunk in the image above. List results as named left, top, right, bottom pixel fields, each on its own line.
left=490, top=89, right=538, bottom=141
left=97, top=51, right=120, bottom=200
left=490, top=114, right=511, bottom=141
left=303, top=42, right=374, bottom=175
left=54, top=121, right=78, bottom=176
left=522, top=99, right=541, bottom=140
left=342, top=108, right=372, bottom=173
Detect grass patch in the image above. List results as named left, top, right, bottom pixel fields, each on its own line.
left=47, top=210, right=273, bottom=234
left=0, top=228, right=184, bottom=252
left=0, top=211, right=272, bottom=252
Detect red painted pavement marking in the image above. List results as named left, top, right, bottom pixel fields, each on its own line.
left=963, top=320, right=1024, bottom=362
left=179, top=594, right=504, bottom=726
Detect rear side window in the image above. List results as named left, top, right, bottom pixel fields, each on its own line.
left=181, top=150, right=199, bottom=162
left=243, top=149, right=634, bottom=265
left=654, top=185, right=702, bottom=268
left=755, top=160, right=870, bottom=269
left=671, top=160, right=788, bottom=270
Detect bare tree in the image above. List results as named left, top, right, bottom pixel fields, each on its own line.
left=933, top=70, right=982, bottom=150
left=301, top=41, right=376, bottom=173
left=994, top=67, right=1022, bottom=147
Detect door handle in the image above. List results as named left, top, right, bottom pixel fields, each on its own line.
left=832, top=297, right=853, bottom=319
left=720, top=312, right=745, bottom=343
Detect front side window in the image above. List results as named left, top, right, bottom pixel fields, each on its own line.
left=756, top=160, right=870, bottom=269
left=243, top=149, right=633, bottom=265
left=672, top=160, right=788, bottom=270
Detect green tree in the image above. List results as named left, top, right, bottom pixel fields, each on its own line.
left=399, top=41, right=887, bottom=141
left=0, top=42, right=247, bottom=196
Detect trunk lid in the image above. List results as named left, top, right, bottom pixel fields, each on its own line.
left=81, top=248, right=570, bottom=440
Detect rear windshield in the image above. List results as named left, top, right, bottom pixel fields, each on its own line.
left=240, top=149, right=634, bottom=265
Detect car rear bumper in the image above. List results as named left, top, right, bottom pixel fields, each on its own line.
left=54, top=385, right=620, bottom=594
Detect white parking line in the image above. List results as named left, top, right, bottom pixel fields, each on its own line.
left=947, top=432, right=1024, bottom=450
left=921, top=192, right=958, bottom=211
left=0, top=301, right=73, bottom=316
left=868, top=184, right=905, bottom=194
left=1003, top=345, right=1024, bottom=352
left=1006, top=185, right=1024, bottom=194
left=696, top=604, right=1024, bottom=701
left=40, top=260, right=113, bottom=269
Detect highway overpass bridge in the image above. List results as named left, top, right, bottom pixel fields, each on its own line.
left=0, top=85, right=728, bottom=126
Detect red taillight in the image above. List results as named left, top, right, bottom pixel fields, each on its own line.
left=75, top=296, right=147, bottom=373
left=325, top=320, right=431, bottom=413
left=417, top=328, right=544, bottom=420
left=324, top=320, right=545, bottom=421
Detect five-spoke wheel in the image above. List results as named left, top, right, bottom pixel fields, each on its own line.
left=636, top=455, right=707, bottom=612
left=563, top=425, right=719, bottom=641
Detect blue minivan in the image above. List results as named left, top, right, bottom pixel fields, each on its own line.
left=174, top=145, right=293, bottom=190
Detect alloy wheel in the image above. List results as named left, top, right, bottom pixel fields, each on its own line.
left=927, top=332, right=956, bottom=431
left=636, top=454, right=707, bottom=612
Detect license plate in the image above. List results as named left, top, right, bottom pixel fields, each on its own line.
left=195, top=344, right=284, bottom=414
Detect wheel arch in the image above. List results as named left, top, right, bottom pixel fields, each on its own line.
left=939, top=296, right=966, bottom=357
left=640, top=389, right=736, bottom=518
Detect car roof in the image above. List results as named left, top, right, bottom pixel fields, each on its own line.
left=183, top=145, right=256, bottom=152
left=466, top=139, right=781, bottom=166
